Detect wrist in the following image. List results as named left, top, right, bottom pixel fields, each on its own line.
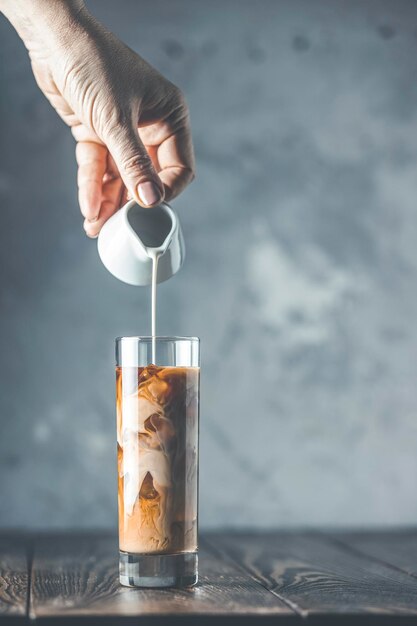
left=0, top=0, right=87, bottom=49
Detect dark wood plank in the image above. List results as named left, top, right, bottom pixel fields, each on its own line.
left=331, top=529, right=417, bottom=579
left=0, top=534, right=29, bottom=622
left=30, top=532, right=297, bottom=624
left=212, top=530, right=417, bottom=622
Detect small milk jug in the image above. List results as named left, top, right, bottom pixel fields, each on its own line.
left=97, top=200, right=185, bottom=286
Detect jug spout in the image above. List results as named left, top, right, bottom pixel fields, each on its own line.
left=97, top=200, right=185, bottom=286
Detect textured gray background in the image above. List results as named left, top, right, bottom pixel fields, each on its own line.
left=1, top=0, right=417, bottom=529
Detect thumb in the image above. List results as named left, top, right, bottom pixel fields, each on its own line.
left=104, top=125, right=164, bottom=208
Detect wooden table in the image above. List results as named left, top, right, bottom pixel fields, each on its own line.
left=2, top=530, right=417, bottom=625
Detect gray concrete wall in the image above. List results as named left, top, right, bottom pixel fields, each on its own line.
left=1, top=0, right=417, bottom=529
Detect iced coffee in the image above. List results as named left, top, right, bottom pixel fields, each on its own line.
left=116, top=337, right=199, bottom=588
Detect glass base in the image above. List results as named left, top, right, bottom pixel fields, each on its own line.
left=119, top=550, right=198, bottom=588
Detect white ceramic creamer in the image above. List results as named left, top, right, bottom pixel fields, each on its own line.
left=97, top=199, right=185, bottom=286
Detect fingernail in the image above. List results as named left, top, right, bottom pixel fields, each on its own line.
left=137, top=181, right=162, bottom=207
left=83, top=220, right=98, bottom=235
left=87, top=216, right=99, bottom=223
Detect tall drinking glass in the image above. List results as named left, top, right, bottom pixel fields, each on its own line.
left=116, top=336, right=200, bottom=588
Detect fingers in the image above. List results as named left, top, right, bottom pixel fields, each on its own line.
left=83, top=197, right=121, bottom=238
left=104, top=124, right=165, bottom=208
left=75, top=141, right=107, bottom=221
left=75, top=94, right=194, bottom=242
left=83, top=159, right=123, bottom=238
left=155, top=126, right=195, bottom=201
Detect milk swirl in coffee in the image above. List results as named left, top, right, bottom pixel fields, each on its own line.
left=117, top=364, right=199, bottom=553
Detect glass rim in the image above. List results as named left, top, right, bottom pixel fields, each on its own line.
left=115, top=336, right=199, bottom=343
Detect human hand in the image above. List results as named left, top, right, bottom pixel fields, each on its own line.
left=0, top=0, right=195, bottom=237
